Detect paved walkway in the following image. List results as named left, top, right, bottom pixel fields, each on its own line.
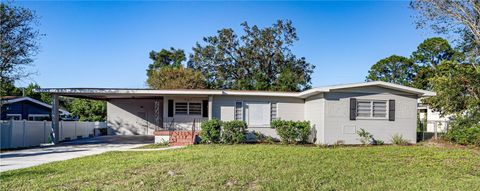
left=0, top=135, right=154, bottom=172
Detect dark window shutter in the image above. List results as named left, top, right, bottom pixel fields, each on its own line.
left=350, top=98, right=357, bottom=120
left=167, top=100, right=174, bottom=117
left=389, top=100, right=395, bottom=121
left=202, top=100, right=208, bottom=118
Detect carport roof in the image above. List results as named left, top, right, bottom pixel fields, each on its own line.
left=34, top=81, right=436, bottom=100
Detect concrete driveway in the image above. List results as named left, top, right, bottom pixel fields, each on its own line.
left=0, top=135, right=153, bottom=172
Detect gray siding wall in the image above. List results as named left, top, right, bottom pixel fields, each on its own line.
left=304, top=93, right=325, bottom=144
left=322, top=91, right=417, bottom=145
left=212, top=95, right=304, bottom=139
left=107, top=99, right=160, bottom=135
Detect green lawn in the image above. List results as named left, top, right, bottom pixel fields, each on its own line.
left=1, top=145, right=479, bottom=190
left=133, top=143, right=169, bottom=149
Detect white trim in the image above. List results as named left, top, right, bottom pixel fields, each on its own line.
left=35, top=81, right=436, bottom=99
left=3, top=97, right=70, bottom=114
left=355, top=99, right=389, bottom=120
left=6, top=114, right=22, bottom=120
left=234, top=101, right=244, bottom=121
left=27, top=114, right=50, bottom=121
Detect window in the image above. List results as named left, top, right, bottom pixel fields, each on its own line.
left=175, top=102, right=188, bottom=115
left=189, top=102, right=202, bottom=115
left=28, top=114, right=50, bottom=121
left=174, top=102, right=202, bottom=115
left=6, top=114, right=21, bottom=120
left=271, top=102, right=277, bottom=121
left=245, top=101, right=270, bottom=127
left=357, top=100, right=387, bottom=119
left=235, top=101, right=243, bottom=120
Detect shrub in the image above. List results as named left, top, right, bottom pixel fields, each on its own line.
left=356, top=128, right=373, bottom=145
left=391, top=134, right=409, bottom=145
left=444, top=113, right=480, bottom=147
left=221, top=120, right=247, bottom=144
left=199, top=119, right=222, bottom=143
left=271, top=120, right=311, bottom=144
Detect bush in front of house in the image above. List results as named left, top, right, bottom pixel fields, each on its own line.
left=390, top=134, right=409, bottom=145
left=199, top=119, right=222, bottom=143
left=443, top=114, right=480, bottom=146
left=221, top=120, right=247, bottom=144
left=271, top=120, right=311, bottom=144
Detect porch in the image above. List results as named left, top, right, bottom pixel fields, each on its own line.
left=40, top=89, right=219, bottom=146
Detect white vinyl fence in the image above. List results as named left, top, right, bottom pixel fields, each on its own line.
left=0, top=120, right=107, bottom=149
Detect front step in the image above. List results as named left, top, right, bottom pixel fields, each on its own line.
left=154, top=130, right=199, bottom=146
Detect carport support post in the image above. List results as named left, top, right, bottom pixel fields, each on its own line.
left=52, top=94, right=60, bottom=143
left=208, top=96, right=213, bottom=120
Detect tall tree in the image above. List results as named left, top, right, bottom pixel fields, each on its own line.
left=411, top=37, right=457, bottom=68
left=23, top=83, right=52, bottom=104
left=411, top=0, right=480, bottom=67
left=366, top=55, right=418, bottom=86
left=147, top=66, right=206, bottom=89
left=0, top=3, right=41, bottom=94
left=426, top=61, right=479, bottom=116
left=146, top=48, right=186, bottom=77
left=410, top=37, right=457, bottom=89
left=188, top=20, right=314, bottom=92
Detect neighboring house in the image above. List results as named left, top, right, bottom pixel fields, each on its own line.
left=0, top=96, right=71, bottom=121
left=417, top=100, right=451, bottom=133
left=36, top=81, right=435, bottom=145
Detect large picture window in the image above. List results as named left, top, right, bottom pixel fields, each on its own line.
left=245, top=101, right=271, bottom=127
left=357, top=100, right=387, bottom=119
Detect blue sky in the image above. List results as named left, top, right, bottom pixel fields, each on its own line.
left=13, top=1, right=438, bottom=88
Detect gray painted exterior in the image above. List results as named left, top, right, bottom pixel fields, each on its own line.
left=98, top=84, right=424, bottom=145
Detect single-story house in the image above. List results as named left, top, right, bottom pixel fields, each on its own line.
left=0, top=96, right=71, bottom=121
left=36, top=81, right=435, bottom=145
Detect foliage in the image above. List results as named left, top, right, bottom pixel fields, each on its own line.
left=254, top=131, right=278, bottom=144
left=221, top=120, right=247, bottom=144
left=411, top=37, right=457, bottom=68
left=146, top=47, right=186, bottom=77
left=67, top=99, right=106, bottom=121
left=199, top=119, right=222, bottom=144
left=425, top=61, right=480, bottom=116
left=2, top=145, right=480, bottom=190
left=410, top=37, right=458, bottom=90
left=22, top=83, right=52, bottom=104
left=271, top=120, right=311, bottom=144
left=444, top=111, right=480, bottom=146
left=188, top=20, right=315, bottom=91
left=356, top=128, right=373, bottom=145
left=410, top=0, right=480, bottom=66
left=391, top=134, right=409, bottom=145
left=0, top=3, right=41, bottom=86
left=0, top=79, right=21, bottom=97
left=366, top=55, right=418, bottom=86
left=147, top=65, right=207, bottom=89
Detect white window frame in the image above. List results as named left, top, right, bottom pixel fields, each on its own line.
left=356, top=99, right=388, bottom=120
left=270, top=102, right=278, bottom=121
left=234, top=101, right=244, bottom=121
left=27, top=114, right=50, bottom=121
left=244, top=101, right=271, bottom=127
left=6, top=114, right=22, bottom=120
left=174, top=101, right=202, bottom=116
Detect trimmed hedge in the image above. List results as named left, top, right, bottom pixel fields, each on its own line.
left=199, top=119, right=222, bottom=143
left=221, top=120, right=247, bottom=144
left=271, top=120, right=311, bottom=144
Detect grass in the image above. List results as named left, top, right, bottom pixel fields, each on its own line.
left=133, top=143, right=169, bottom=149
left=1, top=145, right=479, bottom=190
